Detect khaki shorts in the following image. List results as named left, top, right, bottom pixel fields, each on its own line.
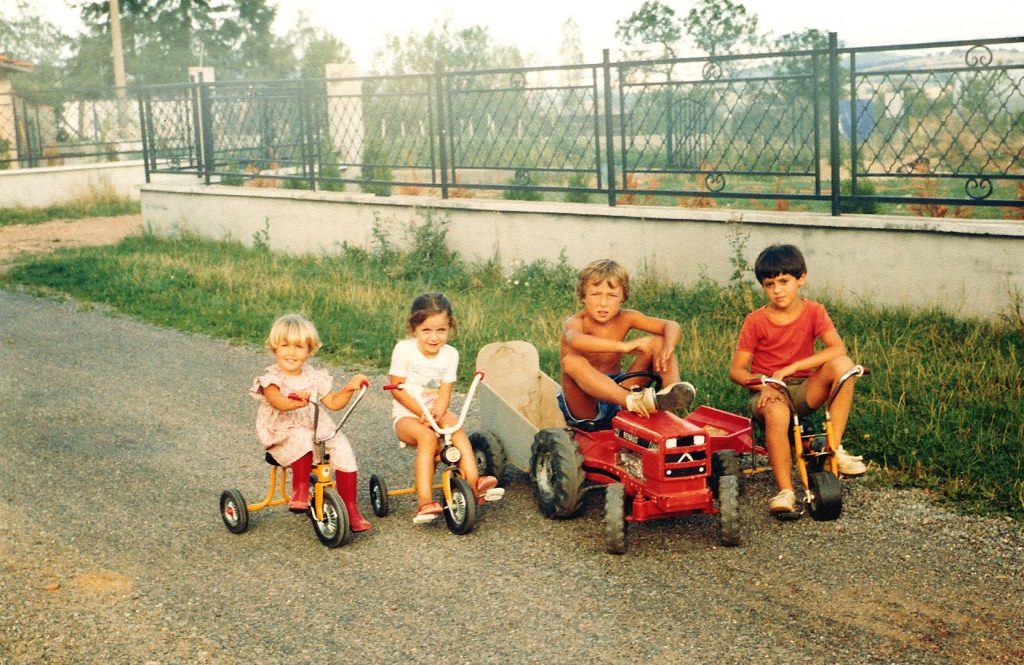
left=748, top=376, right=814, bottom=420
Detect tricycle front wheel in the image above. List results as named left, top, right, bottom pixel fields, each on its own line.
left=807, top=471, right=842, bottom=521
left=310, top=488, right=351, bottom=548
left=442, top=476, right=476, bottom=535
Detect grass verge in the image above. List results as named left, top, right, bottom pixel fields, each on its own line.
left=0, top=192, right=140, bottom=227
left=2, top=218, right=1022, bottom=517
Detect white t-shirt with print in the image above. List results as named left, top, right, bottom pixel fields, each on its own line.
left=388, top=337, right=459, bottom=423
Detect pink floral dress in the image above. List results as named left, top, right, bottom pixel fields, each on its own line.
left=250, top=364, right=357, bottom=472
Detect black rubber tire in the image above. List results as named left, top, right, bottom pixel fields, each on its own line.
left=710, top=450, right=741, bottom=498
left=530, top=428, right=585, bottom=519
left=369, top=474, right=390, bottom=517
left=442, top=476, right=477, bottom=535
left=717, top=474, right=741, bottom=546
left=219, top=489, right=249, bottom=534
left=807, top=471, right=843, bottom=521
left=603, top=483, right=628, bottom=554
left=469, top=431, right=507, bottom=483
left=311, top=488, right=352, bottom=548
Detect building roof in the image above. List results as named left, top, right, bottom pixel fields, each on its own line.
left=0, top=54, right=34, bottom=73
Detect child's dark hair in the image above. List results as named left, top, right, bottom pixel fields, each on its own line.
left=754, top=244, right=807, bottom=283
left=407, top=292, right=457, bottom=335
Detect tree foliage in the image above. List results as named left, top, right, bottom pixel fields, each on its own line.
left=287, top=11, right=352, bottom=79
left=371, top=16, right=523, bottom=76
left=615, top=0, right=682, bottom=61
left=66, top=0, right=296, bottom=86
left=0, top=1, right=72, bottom=91
left=682, top=0, right=760, bottom=55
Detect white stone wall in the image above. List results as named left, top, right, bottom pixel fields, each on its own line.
left=139, top=182, right=1024, bottom=319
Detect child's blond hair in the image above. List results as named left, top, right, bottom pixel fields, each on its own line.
left=265, top=314, right=321, bottom=354
left=577, top=259, right=630, bottom=301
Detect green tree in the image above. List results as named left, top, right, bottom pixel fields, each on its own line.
left=0, top=1, right=72, bottom=91
left=371, top=16, right=523, bottom=76
left=615, top=0, right=682, bottom=61
left=682, top=0, right=760, bottom=56
left=287, top=11, right=352, bottom=79
left=67, top=0, right=294, bottom=85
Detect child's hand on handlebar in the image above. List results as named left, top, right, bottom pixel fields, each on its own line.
left=345, top=374, right=370, bottom=392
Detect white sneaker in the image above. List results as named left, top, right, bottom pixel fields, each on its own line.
left=625, top=387, right=657, bottom=417
left=769, top=488, right=797, bottom=513
left=836, top=446, right=867, bottom=476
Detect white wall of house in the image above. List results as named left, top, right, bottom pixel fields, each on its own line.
left=138, top=182, right=1024, bottom=319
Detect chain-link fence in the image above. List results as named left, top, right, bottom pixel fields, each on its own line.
left=14, top=33, right=1018, bottom=216
left=0, top=88, right=143, bottom=169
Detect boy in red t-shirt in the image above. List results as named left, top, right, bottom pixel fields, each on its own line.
left=728, top=244, right=866, bottom=515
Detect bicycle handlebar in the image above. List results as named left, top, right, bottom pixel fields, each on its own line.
left=744, top=365, right=870, bottom=410
left=383, top=371, right=485, bottom=436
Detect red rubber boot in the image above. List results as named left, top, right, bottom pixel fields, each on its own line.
left=288, top=452, right=313, bottom=512
left=336, top=471, right=372, bottom=532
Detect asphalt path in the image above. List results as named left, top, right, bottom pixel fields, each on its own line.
left=1, top=289, right=1022, bottom=664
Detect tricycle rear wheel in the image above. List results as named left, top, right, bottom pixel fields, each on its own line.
left=219, top=489, right=249, bottom=534
left=369, top=474, right=390, bottom=517
left=530, top=428, right=585, bottom=519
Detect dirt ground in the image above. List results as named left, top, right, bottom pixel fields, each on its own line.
left=1, top=215, right=1023, bottom=664
left=0, top=214, right=143, bottom=269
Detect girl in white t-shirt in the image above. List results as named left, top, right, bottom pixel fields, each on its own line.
left=388, top=293, right=503, bottom=524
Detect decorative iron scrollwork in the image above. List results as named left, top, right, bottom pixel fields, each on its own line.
left=510, top=72, right=526, bottom=89
left=514, top=168, right=530, bottom=185
left=704, top=171, right=725, bottom=192
left=701, top=61, right=724, bottom=81
left=965, top=177, right=993, bottom=200
left=965, top=44, right=993, bottom=68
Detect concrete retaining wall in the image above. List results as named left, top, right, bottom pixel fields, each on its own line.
left=139, top=182, right=1024, bottom=319
left=0, top=161, right=191, bottom=207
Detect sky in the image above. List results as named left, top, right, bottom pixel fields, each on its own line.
left=6, top=0, right=1024, bottom=70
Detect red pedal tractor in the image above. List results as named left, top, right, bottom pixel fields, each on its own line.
left=470, top=342, right=758, bottom=554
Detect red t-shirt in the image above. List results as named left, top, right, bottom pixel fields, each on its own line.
left=736, top=300, right=835, bottom=377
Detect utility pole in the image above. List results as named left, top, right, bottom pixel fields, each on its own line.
left=109, top=0, right=128, bottom=141
left=110, top=0, right=127, bottom=99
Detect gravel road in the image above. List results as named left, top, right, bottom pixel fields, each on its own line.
left=1, top=289, right=1022, bottom=665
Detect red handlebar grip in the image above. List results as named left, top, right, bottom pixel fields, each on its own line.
left=383, top=384, right=399, bottom=392
left=743, top=378, right=764, bottom=388
left=474, top=370, right=485, bottom=380
left=859, top=366, right=872, bottom=376
left=359, top=380, right=370, bottom=389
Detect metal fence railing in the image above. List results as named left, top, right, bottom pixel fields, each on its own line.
left=11, top=33, right=1023, bottom=217
left=0, top=88, right=143, bottom=169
